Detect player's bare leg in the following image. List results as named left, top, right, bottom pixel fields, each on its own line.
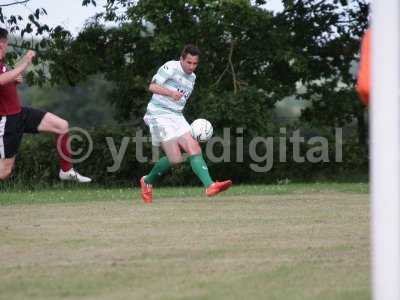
left=177, top=132, right=201, bottom=156
left=162, top=138, right=185, bottom=165
left=38, top=112, right=91, bottom=183
left=0, top=157, right=15, bottom=180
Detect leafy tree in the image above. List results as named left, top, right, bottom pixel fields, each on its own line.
left=0, top=1, right=105, bottom=86
left=0, top=1, right=119, bottom=128
left=38, top=0, right=369, bottom=142
left=0, top=0, right=371, bottom=184
left=276, top=0, right=369, bottom=145
left=8, top=0, right=369, bottom=143
left=38, top=0, right=299, bottom=134
left=0, top=0, right=50, bottom=81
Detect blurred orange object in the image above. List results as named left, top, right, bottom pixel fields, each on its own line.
left=356, top=29, right=371, bottom=105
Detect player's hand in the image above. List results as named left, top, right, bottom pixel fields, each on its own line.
left=23, top=50, right=36, bottom=64
left=15, top=74, right=23, bottom=84
left=170, top=90, right=184, bottom=101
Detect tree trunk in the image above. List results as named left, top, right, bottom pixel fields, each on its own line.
left=357, top=110, right=368, bottom=147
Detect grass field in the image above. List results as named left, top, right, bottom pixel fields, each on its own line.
left=0, top=183, right=370, bottom=300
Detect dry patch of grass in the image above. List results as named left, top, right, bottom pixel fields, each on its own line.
left=0, top=192, right=370, bottom=300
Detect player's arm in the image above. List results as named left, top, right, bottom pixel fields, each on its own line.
left=0, top=50, right=35, bottom=86
left=148, top=83, right=183, bottom=101
left=15, top=74, right=23, bottom=84
left=149, top=61, right=183, bottom=101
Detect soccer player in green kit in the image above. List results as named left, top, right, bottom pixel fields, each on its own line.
left=140, top=45, right=232, bottom=203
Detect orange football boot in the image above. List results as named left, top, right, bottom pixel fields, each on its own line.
left=140, top=176, right=153, bottom=203
left=206, top=180, right=232, bottom=197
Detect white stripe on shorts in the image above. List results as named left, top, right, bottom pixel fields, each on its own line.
left=0, top=116, right=6, bottom=159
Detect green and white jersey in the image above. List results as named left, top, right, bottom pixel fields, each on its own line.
left=147, top=60, right=196, bottom=115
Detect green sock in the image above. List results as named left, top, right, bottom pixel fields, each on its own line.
left=189, top=154, right=214, bottom=188
left=145, top=156, right=172, bottom=184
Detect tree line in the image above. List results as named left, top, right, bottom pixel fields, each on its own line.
left=0, top=0, right=370, bottom=186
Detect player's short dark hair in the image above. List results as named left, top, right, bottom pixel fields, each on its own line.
left=0, top=28, right=8, bottom=41
left=181, top=44, right=200, bottom=59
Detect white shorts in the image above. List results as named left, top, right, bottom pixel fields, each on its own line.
left=144, top=112, right=191, bottom=146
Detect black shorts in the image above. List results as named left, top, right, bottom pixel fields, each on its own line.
left=0, top=107, right=46, bottom=159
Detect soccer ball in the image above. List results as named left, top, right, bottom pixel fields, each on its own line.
left=191, top=118, right=213, bottom=142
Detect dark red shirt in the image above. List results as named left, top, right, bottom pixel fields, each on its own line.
left=0, top=63, right=21, bottom=116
